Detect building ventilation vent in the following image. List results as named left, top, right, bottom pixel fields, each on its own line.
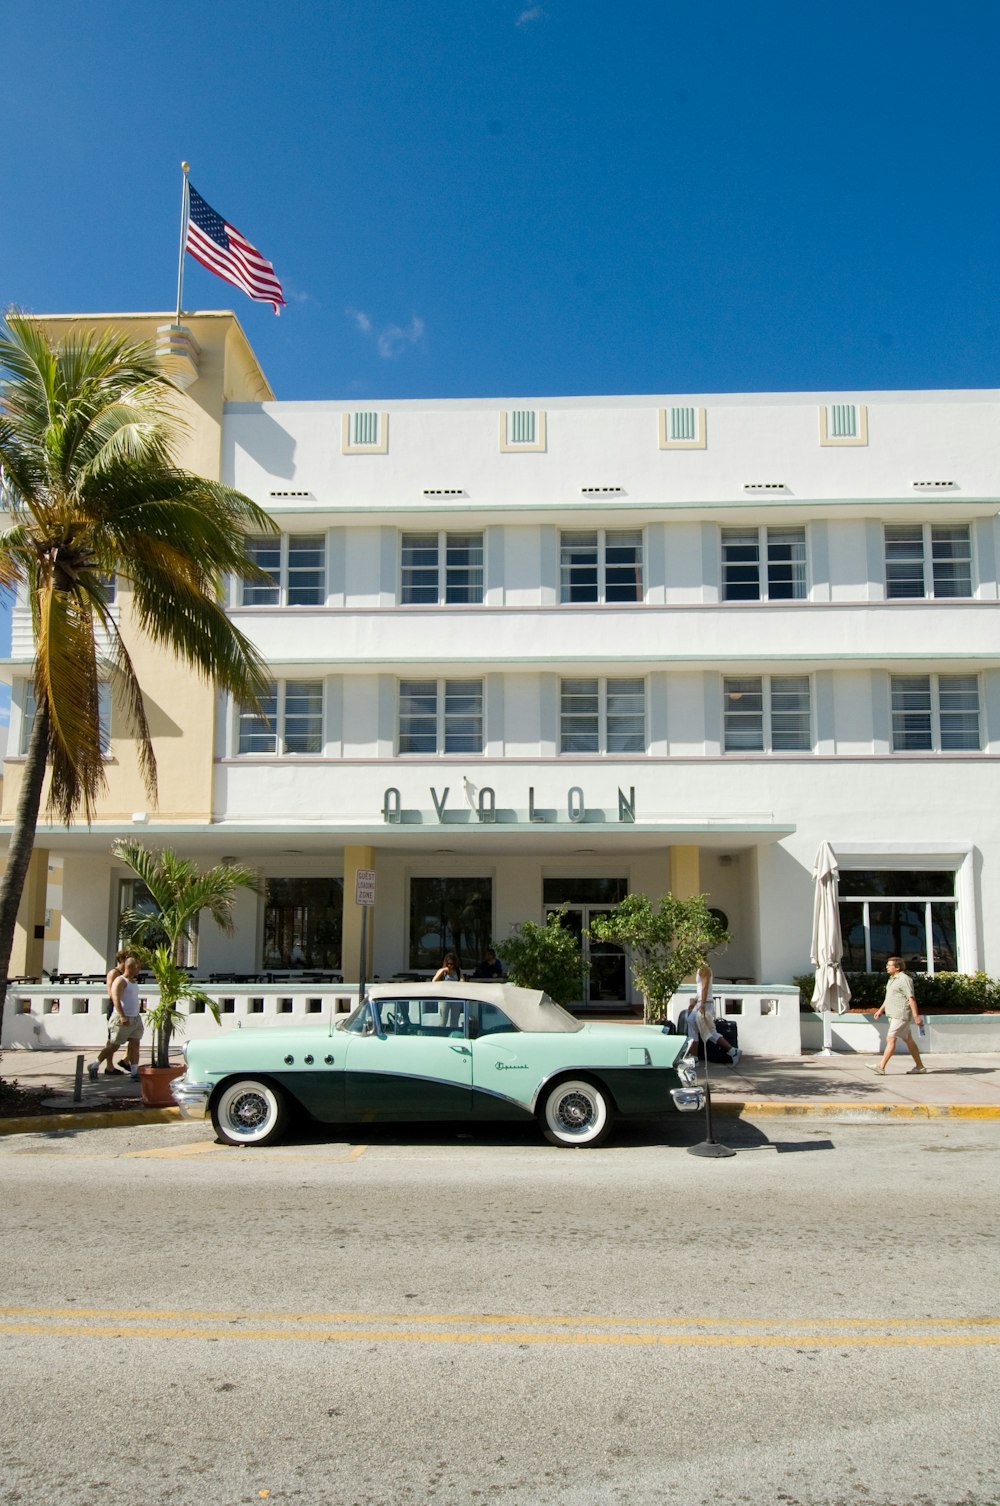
left=580, top=486, right=624, bottom=494
left=422, top=488, right=466, bottom=496
left=269, top=490, right=314, bottom=499
left=743, top=482, right=787, bottom=491
left=352, top=411, right=380, bottom=446
left=912, top=480, right=957, bottom=489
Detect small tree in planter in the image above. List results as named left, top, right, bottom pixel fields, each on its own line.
left=496, top=909, right=588, bottom=1007
left=589, top=892, right=729, bottom=1024
left=113, top=840, right=260, bottom=1070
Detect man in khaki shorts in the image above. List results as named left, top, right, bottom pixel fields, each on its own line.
left=870, top=955, right=926, bottom=1075
left=88, top=955, right=144, bottom=1081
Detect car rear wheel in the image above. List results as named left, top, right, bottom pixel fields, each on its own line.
left=540, top=1078, right=613, bottom=1148
left=212, top=1078, right=289, bottom=1147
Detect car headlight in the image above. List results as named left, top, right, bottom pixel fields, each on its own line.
left=677, top=1060, right=697, bottom=1086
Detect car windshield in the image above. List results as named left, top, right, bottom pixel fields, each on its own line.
left=339, top=999, right=377, bottom=1034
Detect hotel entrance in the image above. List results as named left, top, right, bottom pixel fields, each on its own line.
left=544, top=877, right=629, bottom=1010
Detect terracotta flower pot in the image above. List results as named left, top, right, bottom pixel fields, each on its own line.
left=138, top=1063, right=186, bottom=1107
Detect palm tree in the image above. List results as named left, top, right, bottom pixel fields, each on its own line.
left=113, top=840, right=260, bottom=1067
left=0, top=314, right=275, bottom=1036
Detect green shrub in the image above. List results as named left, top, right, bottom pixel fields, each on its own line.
left=795, top=971, right=1000, bottom=1012
left=589, top=892, right=729, bottom=1024
left=496, top=909, right=588, bottom=1006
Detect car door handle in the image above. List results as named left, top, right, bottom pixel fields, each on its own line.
left=450, top=1044, right=472, bottom=1056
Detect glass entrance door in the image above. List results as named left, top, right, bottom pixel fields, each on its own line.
left=544, top=902, right=628, bottom=1009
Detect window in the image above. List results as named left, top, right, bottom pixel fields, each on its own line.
left=262, top=878, right=343, bottom=971
left=723, top=677, right=811, bottom=752
left=241, top=534, right=326, bottom=606
left=560, top=531, right=643, bottom=603
left=884, top=525, right=972, bottom=599
left=21, top=682, right=111, bottom=755
left=560, top=678, right=645, bottom=754
left=722, top=528, right=806, bottom=601
left=401, top=532, right=483, bottom=604
left=838, top=869, right=957, bottom=973
left=118, top=878, right=195, bottom=965
left=238, top=681, right=324, bottom=755
left=398, top=680, right=483, bottom=754
left=890, top=675, right=980, bottom=752
left=408, top=877, right=493, bottom=971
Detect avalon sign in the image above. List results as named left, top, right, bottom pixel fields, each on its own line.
left=382, top=786, right=636, bottom=825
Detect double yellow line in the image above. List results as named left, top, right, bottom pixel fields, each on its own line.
left=1, top=1306, right=997, bottom=1349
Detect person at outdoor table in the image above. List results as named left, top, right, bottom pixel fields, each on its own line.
left=472, top=947, right=504, bottom=980
left=681, top=962, right=741, bottom=1067
left=870, top=956, right=927, bottom=1075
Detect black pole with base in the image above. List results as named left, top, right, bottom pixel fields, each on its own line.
left=687, top=1037, right=736, bottom=1159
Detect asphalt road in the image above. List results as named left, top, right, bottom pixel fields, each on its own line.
left=2, top=1112, right=999, bottom=1506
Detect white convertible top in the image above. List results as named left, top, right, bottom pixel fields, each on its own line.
left=367, top=981, right=584, bottom=1034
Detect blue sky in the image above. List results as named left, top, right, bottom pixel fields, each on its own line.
left=3, top=0, right=999, bottom=693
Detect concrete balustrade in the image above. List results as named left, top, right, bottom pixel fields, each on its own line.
left=1, top=984, right=360, bottom=1051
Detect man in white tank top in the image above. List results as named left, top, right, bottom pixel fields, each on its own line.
left=88, top=956, right=145, bottom=1082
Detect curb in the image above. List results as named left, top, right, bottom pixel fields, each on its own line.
left=0, top=1107, right=181, bottom=1137
left=2, top=1102, right=999, bottom=1136
left=714, top=1101, right=1000, bottom=1121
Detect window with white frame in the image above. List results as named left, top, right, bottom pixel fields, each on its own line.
left=238, top=680, right=324, bottom=755
left=401, top=532, right=484, bottom=605
left=884, top=524, right=972, bottom=599
left=560, top=678, right=645, bottom=754
left=890, top=675, right=980, bottom=751
left=559, top=530, right=643, bottom=603
left=21, top=681, right=111, bottom=755
left=838, top=869, right=957, bottom=973
left=241, top=534, right=326, bottom=606
left=723, top=676, right=812, bottom=752
left=722, top=527, right=806, bottom=601
left=398, top=679, right=483, bottom=754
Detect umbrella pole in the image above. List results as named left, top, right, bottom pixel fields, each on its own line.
left=821, top=1007, right=834, bottom=1055
left=687, top=1032, right=737, bottom=1160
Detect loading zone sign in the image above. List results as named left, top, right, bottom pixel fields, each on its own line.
left=355, top=869, right=377, bottom=907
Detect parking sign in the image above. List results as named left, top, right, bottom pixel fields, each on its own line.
left=355, top=869, right=377, bottom=907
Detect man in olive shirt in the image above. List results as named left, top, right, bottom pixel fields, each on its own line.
left=870, top=955, right=926, bottom=1075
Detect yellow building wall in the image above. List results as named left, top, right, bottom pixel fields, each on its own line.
left=1, top=311, right=273, bottom=827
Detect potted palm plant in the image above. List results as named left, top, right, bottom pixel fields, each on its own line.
left=112, top=840, right=260, bottom=1105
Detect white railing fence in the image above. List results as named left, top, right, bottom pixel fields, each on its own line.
left=2, top=982, right=804, bottom=1053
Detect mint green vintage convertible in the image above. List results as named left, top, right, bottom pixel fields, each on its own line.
left=173, top=983, right=703, bottom=1149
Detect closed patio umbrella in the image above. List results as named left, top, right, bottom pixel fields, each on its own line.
left=810, top=841, right=851, bottom=1053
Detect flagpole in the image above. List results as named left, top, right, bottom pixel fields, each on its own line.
left=175, top=162, right=191, bottom=323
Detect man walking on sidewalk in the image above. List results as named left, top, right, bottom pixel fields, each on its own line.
left=88, top=955, right=144, bottom=1081
left=871, top=956, right=926, bottom=1075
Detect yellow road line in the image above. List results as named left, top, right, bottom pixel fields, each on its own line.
left=125, top=1142, right=368, bottom=1161
left=0, top=1320, right=996, bottom=1349
left=2, top=1305, right=997, bottom=1332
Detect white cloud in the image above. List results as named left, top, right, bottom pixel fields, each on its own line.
left=349, top=308, right=425, bottom=359
left=376, top=317, right=425, bottom=360
left=515, top=5, right=545, bottom=26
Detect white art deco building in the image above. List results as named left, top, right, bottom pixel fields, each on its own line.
left=3, top=312, right=999, bottom=1018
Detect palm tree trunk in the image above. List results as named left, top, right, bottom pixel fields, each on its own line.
left=0, top=698, right=50, bottom=1045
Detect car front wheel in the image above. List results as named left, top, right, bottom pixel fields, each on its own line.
left=212, top=1078, right=289, bottom=1147
left=540, top=1078, right=613, bottom=1148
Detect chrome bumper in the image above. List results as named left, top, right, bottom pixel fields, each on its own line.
left=670, top=1087, right=705, bottom=1113
left=171, top=1076, right=211, bottom=1120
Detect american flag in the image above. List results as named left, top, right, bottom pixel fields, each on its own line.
left=184, top=183, right=286, bottom=314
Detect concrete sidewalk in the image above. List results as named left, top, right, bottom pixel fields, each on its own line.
left=2, top=1046, right=1000, bottom=1131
